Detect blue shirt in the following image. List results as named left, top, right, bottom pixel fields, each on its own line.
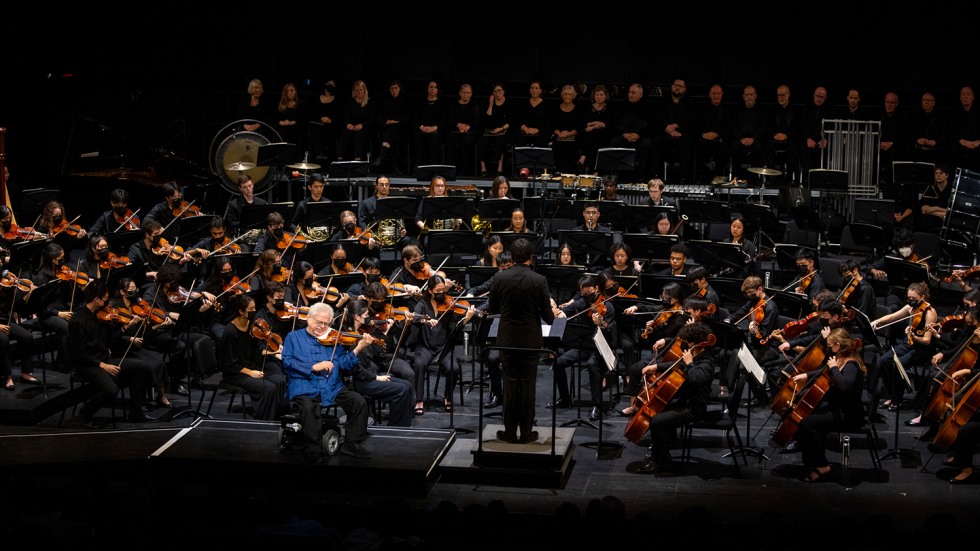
left=282, top=328, right=360, bottom=406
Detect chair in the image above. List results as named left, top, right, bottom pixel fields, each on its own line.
left=56, top=335, right=120, bottom=427
left=680, top=372, right=748, bottom=475
left=835, top=385, right=884, bottom=479
left=818, top=256, right=844, bottom=292
left=205, top=376, right=251, bottom=419
left=911, top=231, right=943, bottom=264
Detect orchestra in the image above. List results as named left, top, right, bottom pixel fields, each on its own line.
left=3, top=166, right=980, bottom=489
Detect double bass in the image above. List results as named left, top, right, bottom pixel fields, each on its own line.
left=624, top=334, right=716, bottom=444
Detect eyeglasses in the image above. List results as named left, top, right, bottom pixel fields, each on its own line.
left=584, top=210, right=599, bottom=215
left=310, top=319, right=331, bottom=327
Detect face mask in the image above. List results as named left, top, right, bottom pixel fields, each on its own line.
left=246, top=310, right=256, bottom=321
left=907, top=298, right=919, bottom=308
left=0, top=221, right=10, bottom=231
left=220, top=271, right=234, bottom=282
left=410, top=260, right=424, bottom=272
left=52, top=215, right=64, bottom=225
left=798, top=265, right=810, bottom=274
left=127, top=291, right=140, bottom=300
left=433, top=293, right=446, bottom=302
left=343, top=222, right=355, bottom=234
left=819, top=318, right=831, bottom=327
left=96, top=247, right=110, bottom=258
left=584, top=292, right=598, bottom=303
left=304, top=277, right=314, bottom=287
left=113, top=206, right=127, bottom=216
left=153, top=235, right=164, bottom=246
left=333, top=259, right=347, bottom=268
left=899, top=247, right=912, bottom=258
left=366, top=274, right=382, bottom=283
left=273, top=229, right=285, bottom=239
left=274, top=300, right=286, bottom=311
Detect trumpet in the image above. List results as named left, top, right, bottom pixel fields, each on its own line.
left=669, top=215, right=688, bottom=235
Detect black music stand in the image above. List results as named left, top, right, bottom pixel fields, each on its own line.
left=682, top=199, right=731, bottom=226
left=258, top=143, right=297, bottom=201
left=241, top=202, right=295, bottom=233
left=767, top=290, right=810, bottom=320
left=892, top=161, right=935, bottom=186
left=808, top=169, right=848, bottom=236
left=375, top=196, right=420, bottom=223
left=878, top=344, right=919, bottom=466
left=513, top=147, right=556, bottom=195
left=479, top=198, right=521, bottom=225
left=416, top=164, right=457, bottom=182
left=306, top=200, right=358, bottom=228
left=639, top=274, right=688, bottom=300
left=525, top=196, right=575, bottom=242
left=466, top=265, right=498, bottom=291
left=105, top=262, right=143, bottom=290
left=622, top=234, right=677, bottom=265
left=790, top=206, right=825, bottom=244
left=627, top=205, right=676, bottom=233
left=17, top=188, right=60, bottom=227
left=537, top=264, right=587, bottom=305
left=418, top=196, right=472, bottom=226
left=306, top=241, right=368, bottom=274
left=425, top=230, right=482, bottom=267
left=19, top=280, right=66, bottom=395
left=432, top=316, right=473, bottom=433
left=558, top=230, right=612, bottom=267
left=169, top=296, right=214, bottom=421
left=735, top=202, right=780, bottom=250
left=104, top=230, right=142, bottom=256
left=558, top=320, right=602, bottom=430
left=490, top=231, right=541, bottom=253
left=594, top=147, right=636, bottom=176
left=7, top=238, right=52, bottom=273
left=686, top=241, right=750, bottom=279
left=847, top=222, right=890, bottom=265
left=853, top=198, right=896, bottom=228
left=328, top=161, right=370, bottom=200
left=596, top=200, right=629, bottom=232
left=177, top=215, right=214, bottom=244
left=883, top=256, right=929, bottom=286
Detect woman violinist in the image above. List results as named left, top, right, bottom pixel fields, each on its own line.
left=317, top=243, right=357, bottom=277
left=38, top=200, right=87, bottom=243
left=285, top=261, right=321, bottom=323
left=107, top=278, right=174, bottom=408
left=871, top=282, right=938, bottom=411
left=194, top=256, right=243, bottom=341
left=330, top=210, right=378, bottom=252
left=29, top=243, right=77, bottom=337
left=0, top=260, right=39, bottom=390
left=218, top=294, right=287, bottom=420
left=76, top=235, right=114, bottom=284
left=635, top=322, right=718, bottom=474
left=788, top=328, right=867, bottom=483
left=250, top=249, right=284, bottom=296
left=148, top=263, right=220, bottom=384
left=386, top=244, right=428, bottom=309
left=412, top=274, right=477, bottom=414
left=724, top=215, right=759, bottom=278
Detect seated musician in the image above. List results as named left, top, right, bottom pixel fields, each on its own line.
left=38, top=200, right=88, bottom=244
left=838, top=259, right=876, bottom=319
left=651, top=243, right=690, bottom=277
left=869, top=227, right=929, bottom=311
left=188, top=216, right=248, bottom=266
left=932, top=334, right=980, bottom=483
left=794, top=248, right=825, bottom=305
left=77, top=235, right=115, bottom=284
left=30, top=243, right=77, bottom=337
left=415, top=176, right=462, bottom=235
left=340, top=299, right=415, bottom=427
left=252, top=211, right=300, bottom=270
left=464, top=251, right=513, bottom=298
left=573, top=201, right=612, bottom=233
left=194, top=256, right=239, bottom=342
left=607, top=242, right=640, bottom=278
left=721, top=275, right=780, bottom=396
left=287, top=260, right=346, bottom=314
left=388, top=244, right=429, bottom=310
left=107, top=278, right=174, bottom=408
left=142, top=182, right=183, bottom=242
left=223, top=174, right=267, bottom=236
left=787, top=328, right=867, bottom=483
left=870, top=281, right=938, bottom=412
left=634, top=321, right=717, bottom=474
left=330, top=209, right=378, bottom=253
left=647, top=212, right=673, bottom=236
left=317, top=243, right=355, bottom=278
left=477, top=235, right=506, bottom=268
left=905, top=306, right=980, bottom=427
left=463, top=251, right=515, bottom=407
left=87, top=188, right=140, bottom=237
left=127, top=220, right=194, bottom=290
left=549, top=274, right=616, bottom=421
left=505, top=207, right=530, bottom=234
left=724, top=215, right=758, bottom=278
left=255, top=281, right=292, bottom=342
left=686, top=265, right=721, bottom=317
left=292, top=174, right=331, bottom=231
left=621, top=292, right=705, bottom=417
left=359, top=175, right=415, bottom=251
left=758, top=292, right=839, bottom=397
left=218, top=294, right=287, bottom=421
left=345, top=256, right=384, bottom=301
left=645, top=178, right=676, bottom=208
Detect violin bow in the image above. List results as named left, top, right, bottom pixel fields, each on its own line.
left=734, top=294, right=776, bottom=326
left=327, top=308, right=350, bottom=363
left=173, top=199, right=197, bottom=219
left=211, top=231, right=249, bottom=255
left=386, top=315, right=414, bottom=376
left=113, top=208, right=140, bottom=233
left=435, top=289, right=469, bottom=324
left=213, top=267, right=260, bottom=302
left=779, top=270, right=815, bottom=293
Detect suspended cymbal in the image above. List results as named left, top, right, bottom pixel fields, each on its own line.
left=287, top=162, right=322, bottom=170
left=747, top=167, right=783, bottom=177
left=225, top=161, right=256, bottom=171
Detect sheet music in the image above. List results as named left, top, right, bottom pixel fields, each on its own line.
left=593, top=328, right=617, bottom=373
left=892, top=346, right=914, bottom=392
left=737, top=343, right=766, bottom=385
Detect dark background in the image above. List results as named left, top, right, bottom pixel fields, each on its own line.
left=1, top=2, right=974, bottom=185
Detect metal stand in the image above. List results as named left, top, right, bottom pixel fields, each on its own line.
left=878, top=347, right=919, bottom=465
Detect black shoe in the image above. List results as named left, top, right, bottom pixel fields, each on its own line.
left=546, top=399, right=571, bottom=409
left=520, top=431, right=539, bottom=444
left=339, top=441, right=371, bottom=459
left=496, top=430, right=519, bottom=443
left=127, top=411, right=160, bottom=423
left=176, top=384, right=190, bottom=396
left=483, top=394, right=501, bottom=408
left=779, top=441, right=800, bottom=454
left=589, top=406, right=601, bottom=421
left=80, top=415, right=103, bottom=429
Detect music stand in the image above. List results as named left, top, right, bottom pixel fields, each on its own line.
left=375, top=196, right=421, bottom=225
left=595, top=200, right=629, bottom=231
left=202, top=252, right=259, bottom=281
left=306, top=200, right=358, bottom=229
left=686, top=241, right=749, bottom=279
left=883, top=256, right=929, bottom=287
left=640, top=274, right=689, bottom=298
left=328, top=161, right=370, bottom=200
left=103, top=230, right=142, bottom=257
left=558, top=230, right=612, bottom=267
left=105, top=262, right=143, bottom=290
left=594, top=147, right=636, bottom=176
left=240, top=202, right=295, bottom=233
left=19, top=280, right=66, bottom=395
left=846, top=222, right=889, bottom=264
left=177, top=215, right=214, bottom=244
left=490, top=231, right=541, bottom=253
left=734, top=202, right=780, bottom=249
left=418, top=196, right=472, bottom=226
left=258, top=143, right=297, bottom=201
left=425, top=230, right=482, bottom=267
left=878, top=345, right=919, bottom=465
left=766, top=290, right=810, bottom=320
left=416, top=164, right=457, bottom=182
left=557, top=320, right=602, bottom=431
left=17, top=188, right=60, bottom=226
left=622, top=234, right=677, bottom=265
left=853, top=198, right=896, bottom=228
left=513, top=147, right=556, bottom=195
left=479, top=198, right=521, bottom=225
left=790, top=206, right=825, bottom=242
left=626, top=205, right=676, bottom=233
left=524, top=196, right=575, bottom=242
left=536, top=264, right=587, bottom=305
left=433, top=316, right=473, bottom=433
left=7, top=238, right=52, bottom=273
left=169, top=296, right=214, bottom=421
left=466, top=265, right=498, bottom=291
left=892, top=161, right=935, bottom=186
left=306, top=241, right=369, bottom=274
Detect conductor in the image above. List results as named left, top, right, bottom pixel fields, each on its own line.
left=487, top=238, right=555, bottom=444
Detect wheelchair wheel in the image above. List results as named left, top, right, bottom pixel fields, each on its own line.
left=322, top=428, right=341, bottom=456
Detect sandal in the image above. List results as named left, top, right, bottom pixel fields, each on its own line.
left=414, top=403, right=424, bottom=416
left=802, top=466, right=831, bottom=483
left=20, top=374, right=39, bottom=384
left=3, top=377, right=13, bottom=391
left=943, top=455, right=959, bottom=467
left=444, top=401, right=453, bottom=413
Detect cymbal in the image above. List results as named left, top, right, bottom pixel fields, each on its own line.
left=287, top=162, right=322, bottom=170
left=747, top=167, right=783, bottom=177
left=225, top=161, right=256, bottom=171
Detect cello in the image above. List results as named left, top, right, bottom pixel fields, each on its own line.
left=771, top=338, right=862, bottom=447
left=931, top=371, right=980, bottom=453
left=624, top=334, right=716, bottom=444
left=922, top=337, right=979, bottom=424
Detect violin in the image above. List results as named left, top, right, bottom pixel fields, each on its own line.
left=624, top=335, right=717, bottom=444
left=435, top=296, right=472, bottom=316
left=0, top=272, right=34, bottom=293
left=55, top=265, right=91, bottom=286
left=660, top=305, right=717, bottom=361
left=131, top=302, right=169, bottom=325
left=409, top=261, right=435, bottom=281
left=375, top=304, right=414, bottom=322
left=796, top=270, right=816, bottom=294
left=640, top=308, right=685, bottom=340
left=50, top=217, right=84, bottom=237
left=945, top=264, right=980, bottom=283
left=930, top=314, right=967, bottom=335
left=249, top=318, right=283, bottom=353
left=223, top=276, right=251, bottom=295
left=114, top=208, right=140, bottom=230
left=270, top=266, right=291, bottom=283
left=305, top=281, right=344, bottom=303
left=837, top=275, right=861, bottom=305
left=276, top=231, right=309, bottom=250
left=152, top=238, right=185, bottom=261
left=382, top=278, right=411, bottom=297
left=167, top=286, right=202, bottom=304
left=96, top=306, right=140, bottom=325
left=357, top=229, right=375, bottom=246
left=317, top=329, right=383, bottom=349
left=3, top=224, right=48, bottom=241
left=908, top=300, right=931, bottom=345
left=212, top=236, right=242, bottom=255
left=99, top=253, right=132, bottom=270
left=276, top=302, right=310, bottom=320
left=760, top=311, right=818, bottom=346
left=172, top=200, right=203, bottom=218
left=332, top=261, right=354, bottom=275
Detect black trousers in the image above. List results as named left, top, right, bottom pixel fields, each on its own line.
left=500, top=350, right=539, bottom=439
